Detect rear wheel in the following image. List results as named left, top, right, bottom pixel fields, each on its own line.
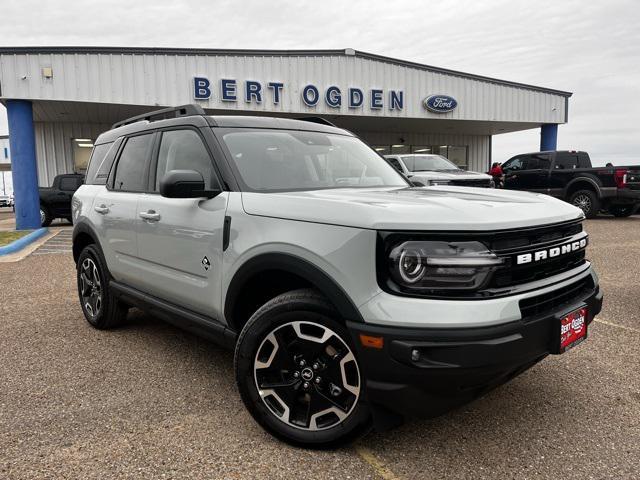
left=234, top=289, right=371, bottom=448
left=569, top=190, right=600, bottom=218
left=76, top=244, right=128, bottom=329
left=608, top=205, right=636, bottom=217
left=40, top=205, right=53, bottom=227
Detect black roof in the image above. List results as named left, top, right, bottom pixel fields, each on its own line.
left=0, top=46, right=572, bottom=97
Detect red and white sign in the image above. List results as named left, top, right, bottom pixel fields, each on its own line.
left=559, top=307, right=587, bottom=352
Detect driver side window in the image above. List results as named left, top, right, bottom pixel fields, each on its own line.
left=155, top=129, right=218, bottom=191
left=504, top=157, right=524, bottom=172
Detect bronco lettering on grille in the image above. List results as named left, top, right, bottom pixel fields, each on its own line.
left=515, top=237, right=588, bottom=265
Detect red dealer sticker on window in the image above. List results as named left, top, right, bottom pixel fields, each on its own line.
left=559, top=307, right=588, bottom=353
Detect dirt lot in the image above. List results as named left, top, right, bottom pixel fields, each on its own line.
left=1, top=218, right=639, bottom=479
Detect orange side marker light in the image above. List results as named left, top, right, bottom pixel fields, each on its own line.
left=359, top=334, right=384, bottom=349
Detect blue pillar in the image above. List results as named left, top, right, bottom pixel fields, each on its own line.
left=540, top=124, right=558, bottom=151
left=7, top=100, right=41, bottom=230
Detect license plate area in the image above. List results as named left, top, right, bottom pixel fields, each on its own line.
left=554, top=306, right=588, bottom=354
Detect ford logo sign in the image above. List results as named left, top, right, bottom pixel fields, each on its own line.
left=424, top=95, right=457, bottom=113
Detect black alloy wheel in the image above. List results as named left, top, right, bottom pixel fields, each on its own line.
left=570, top=190, right=600, bottom=218
left=234, top=289, right=371, bottom=448
left=76, top=244, right=128, bottom=329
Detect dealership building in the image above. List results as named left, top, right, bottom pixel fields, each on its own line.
left=0, top=46, right=571, bottom=228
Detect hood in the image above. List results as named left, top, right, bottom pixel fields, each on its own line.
left=241, top=187, right=583, bottom=231
left=409, top=170, right=491, bottom=181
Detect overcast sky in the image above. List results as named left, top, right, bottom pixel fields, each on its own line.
left=1, top=0, right=639, bottom=166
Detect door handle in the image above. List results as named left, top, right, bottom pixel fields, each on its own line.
left=94, top=204, right=109, bottom=214
left=139, top=210, right=161, bottom=221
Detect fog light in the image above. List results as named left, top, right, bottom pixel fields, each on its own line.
left=411, top=349, right=421, bottom=361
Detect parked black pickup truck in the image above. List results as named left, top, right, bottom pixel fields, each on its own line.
left=501, top=150, right=640, bottom=218
left=39, top=173, right=84, bottom=226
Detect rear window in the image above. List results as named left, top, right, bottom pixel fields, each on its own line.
left=59, top=176, right=81, bottom=191
left=85, top=141, right=117, bottom=185
left=554, top=153, right=579, bottom=170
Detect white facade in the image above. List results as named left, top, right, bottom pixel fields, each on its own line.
left=0, top=47, right=571, bottom=186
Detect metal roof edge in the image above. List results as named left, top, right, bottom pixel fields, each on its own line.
left=0, top=46, right=572, bottom=97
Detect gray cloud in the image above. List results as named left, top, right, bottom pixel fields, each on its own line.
left=1, top=0, right=639, bottom=166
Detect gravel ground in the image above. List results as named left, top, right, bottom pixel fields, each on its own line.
left=1, top=218, right=639, bottom=479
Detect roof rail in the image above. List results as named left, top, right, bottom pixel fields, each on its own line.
left=111, top=104, right=206, bottom=129
left=296, top=116, right=338, bottom=127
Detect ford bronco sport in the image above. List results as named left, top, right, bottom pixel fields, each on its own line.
left=72, top=105, right=603, bottom=448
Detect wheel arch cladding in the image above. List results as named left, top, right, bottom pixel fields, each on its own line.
left=224, top=253, right=365, bottom=333
left=72, top=223, right=100, bottom=263
left=565, top=177, right=601, bottom=198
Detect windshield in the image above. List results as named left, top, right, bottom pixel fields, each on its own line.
left=220, top=129, right=408, bottom=192
left=401, top=155, right=458, bottom=172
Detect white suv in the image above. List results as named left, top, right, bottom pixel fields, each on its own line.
left=385, top=153, right=494, bottom=187
left=72, top=105, right=603, bottom=448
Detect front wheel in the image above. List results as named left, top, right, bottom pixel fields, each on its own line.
left=569, top=190, right=600, bottom=218
left=608, top=205, right=636, bottom=217
left=234, top=289, right=371, bottom=448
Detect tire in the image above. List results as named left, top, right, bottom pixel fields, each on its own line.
left=608, top=205, right=636, bottom=217
left=40, top=205, right=53, bottom=227
left=569, top=190, right=600, bottom=218
left=234, top=289, right=371, bottom=448
left=76, top=244, right=128, bottom=329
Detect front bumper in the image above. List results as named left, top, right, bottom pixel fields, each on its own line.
left=348, top=273, right=603, bottom=426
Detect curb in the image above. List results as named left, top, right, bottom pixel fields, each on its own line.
left=0, top=228, right=49, bottom=256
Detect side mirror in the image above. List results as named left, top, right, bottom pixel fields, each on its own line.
left=160, top=170, right=220, bottom=199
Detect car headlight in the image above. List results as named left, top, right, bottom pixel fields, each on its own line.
left=427, top=180, right=451, bottom=186
left=387, top=240, right=503, bottom=292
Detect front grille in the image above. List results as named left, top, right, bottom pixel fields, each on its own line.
left=492, top=251, right=586, bottom=287
left=519, top=275, right=595, bottom=318
left=449, top=179, right=492, bottom=188
left=486, top=220, right=587, bottom=289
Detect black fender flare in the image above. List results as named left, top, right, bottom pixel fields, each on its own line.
left=224, top=252, right=365, bottom=330
left=564, top=176, right=602, bottom=199
left=72, top=222, right=103, bottom=263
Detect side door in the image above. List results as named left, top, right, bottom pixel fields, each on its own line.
left=521, top=154, right=552, bottom=193
left=92, top=132, right=155, bottom=286
left=135, top=127, right=228, bottom=319
left=549, top=152, right=579, bottom=195
left=55, top=176, right=82, bottom=217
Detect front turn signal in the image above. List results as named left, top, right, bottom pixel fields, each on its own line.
left=359, top=334, right=384, bottom=349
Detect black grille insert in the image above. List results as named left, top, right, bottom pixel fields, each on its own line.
left=519, top=275, right=595, bottom=319
left=449, top=179, right=492, bottom=188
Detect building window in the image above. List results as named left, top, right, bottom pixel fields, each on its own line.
left=389, top=144, right=410, bottom=154
left=446, top=146, right=468, bottom=170
left=372, top=145, right=390, bottom=155
left=3, top=147, right=7, bottom=159
left=72, top=138, right=95, bottom=173
left=411, top=146, right=432, bottom=153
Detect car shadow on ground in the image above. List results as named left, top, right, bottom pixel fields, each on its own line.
left=117, top=308, right=580, bottom=446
